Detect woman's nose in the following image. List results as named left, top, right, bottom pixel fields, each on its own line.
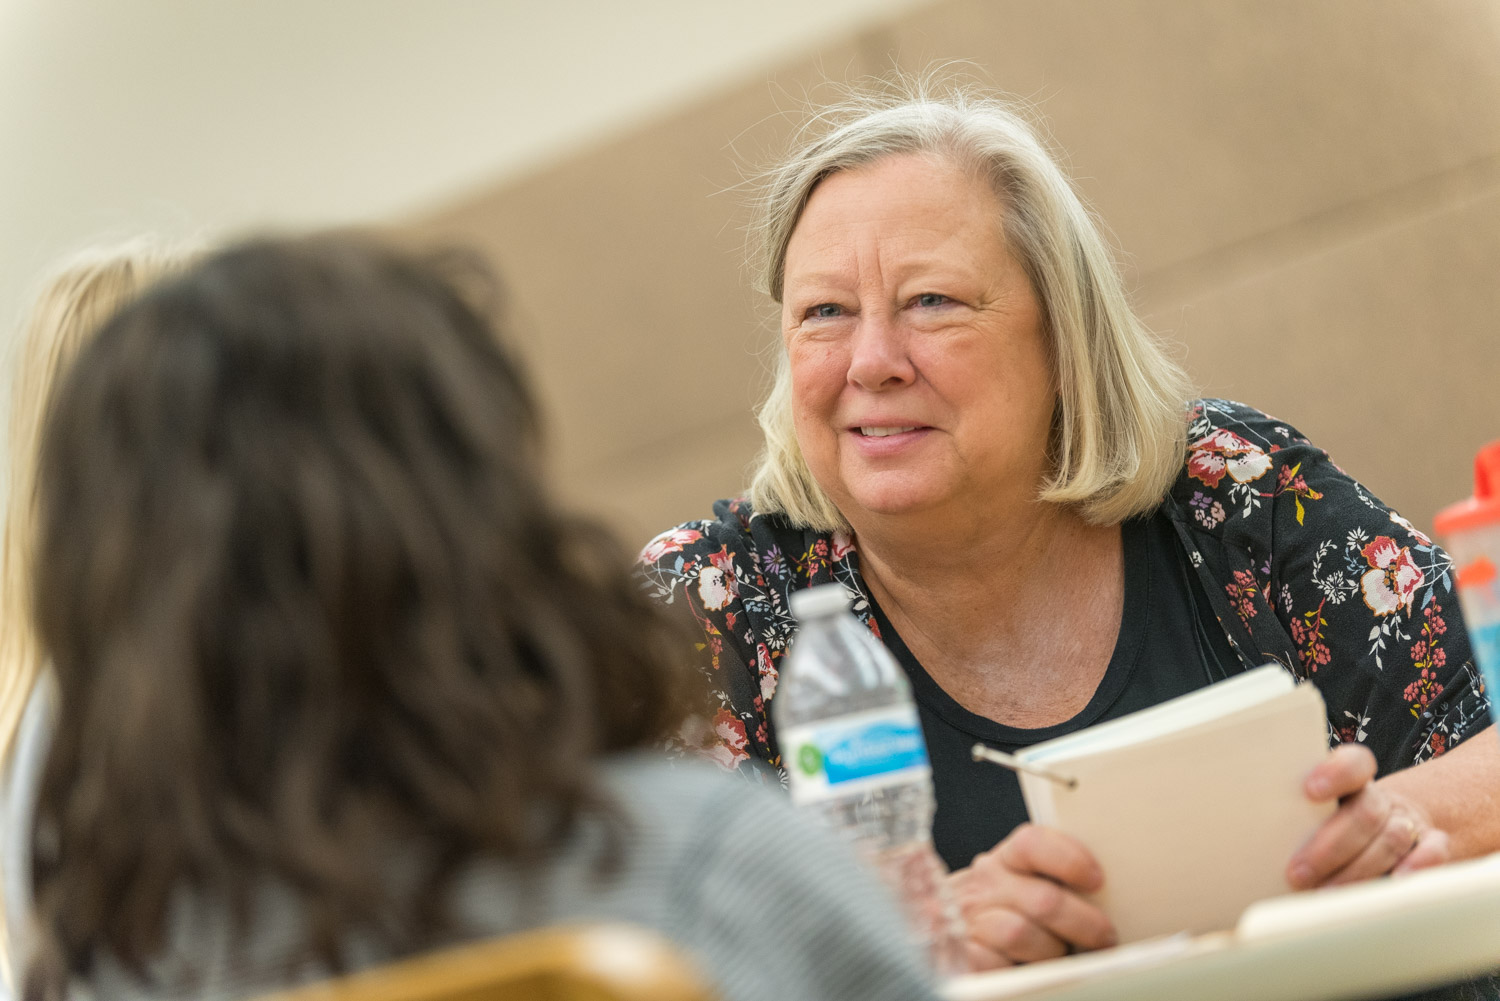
left=846, top=314, right=915, bottom=391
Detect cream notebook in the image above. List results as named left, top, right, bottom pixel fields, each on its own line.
left=1012, top=665, right=1334, bottom=943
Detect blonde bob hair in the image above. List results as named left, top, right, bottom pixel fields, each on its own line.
left=747, top=88, right=1192, bottom=532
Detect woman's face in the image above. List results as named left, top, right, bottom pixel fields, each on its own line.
left=780, top=153, right=1056, bottom=531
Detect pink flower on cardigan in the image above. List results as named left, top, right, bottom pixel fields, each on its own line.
left=1360, top=536, right=1423, bottom=617
left=1187, top=429, right=1273, bottom=489
left=638, top=526, right=703, bottom=563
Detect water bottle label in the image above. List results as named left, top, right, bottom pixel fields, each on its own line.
left=781, top=705, right=931, bottom=804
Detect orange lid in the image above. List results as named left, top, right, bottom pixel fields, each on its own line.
left=1434, top=440, right=1500, bottom=536
left=1457, top=556, right=1497, bottom=589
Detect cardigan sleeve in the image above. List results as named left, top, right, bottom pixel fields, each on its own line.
left=1174, top=400, right=1491, bottom=774
left=637, top=503, right=785, bottom=781
left=638, top=500, right=866, bottom=784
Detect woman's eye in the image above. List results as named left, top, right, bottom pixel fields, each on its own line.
left=809, top=303, right=843, bottom=319
left=914, top=293, right=949, bottom=308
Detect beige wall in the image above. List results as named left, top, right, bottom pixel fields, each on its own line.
left=407, top=0, right=1500, bottom=549
left=0, top=0, right=935, bottom=437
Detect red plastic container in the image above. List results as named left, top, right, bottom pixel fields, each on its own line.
left=1434, top=441, right=1500, bottom=728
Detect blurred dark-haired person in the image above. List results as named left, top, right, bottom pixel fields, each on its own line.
left=13, top=235, right=939, bottom=1001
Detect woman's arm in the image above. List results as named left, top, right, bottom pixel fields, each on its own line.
left=1180, top=402, right=1498, bottom=880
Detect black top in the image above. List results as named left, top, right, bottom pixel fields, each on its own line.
left=867, top=511, right=1241, bottom=872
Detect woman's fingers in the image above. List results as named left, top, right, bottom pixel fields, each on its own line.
left=993, top=823, right=1106, bottom=893
left=1289, top=744, right=1381, bottom=889
left=957, top=860, right=1115, bottom=951
left=1004, top=870, right=1117, bottom=951
left=965, top=903, right=1070, bottom=965
left=1393, top=827, right=1451, bottom=875
left=954, top=824, right=1117, bottom=966
left=1288, top=784, right=1393, bottom=888
left=1321, top=801, right=1421, bottom=886
left=1303, top=743, right=1378, bottom=801
left=955, top=824, right=1095, bottom=910
left=1289, top=745, right=1445, bottom=889
left=963, top=939, right=1014, bottom=973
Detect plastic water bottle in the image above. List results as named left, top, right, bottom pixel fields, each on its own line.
left=774, top=583, right=967, bottom=974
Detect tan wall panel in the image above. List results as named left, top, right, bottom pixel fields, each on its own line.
left=604, top=423, right=766, bottom=552
left=886, top=0, right=1500, bottom=280
left=1145, top=183, right=1500, bottom=531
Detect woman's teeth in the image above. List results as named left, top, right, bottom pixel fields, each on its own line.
left=859, top=427, right=918, bottom=437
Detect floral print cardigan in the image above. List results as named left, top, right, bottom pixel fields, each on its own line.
left=638, top=400, right=1491, bottom=783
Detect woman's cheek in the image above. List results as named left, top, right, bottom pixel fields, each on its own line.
left=787, top=339, right=850, bottom=407
left=788, top=383, right=841, bottom=490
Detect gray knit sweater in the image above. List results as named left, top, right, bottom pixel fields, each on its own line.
left=1, top=696, right=935, bottom=1001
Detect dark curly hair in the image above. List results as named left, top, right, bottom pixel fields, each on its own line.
left=26, top=234, right=694, bottom=996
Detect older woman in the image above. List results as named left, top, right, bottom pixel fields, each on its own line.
left=640, top=92, right=1500, bottom=970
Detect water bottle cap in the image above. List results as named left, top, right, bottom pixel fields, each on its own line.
left=789, top=583, right=853, bottom=620
left=1434, top=440, right=1500, bottom=537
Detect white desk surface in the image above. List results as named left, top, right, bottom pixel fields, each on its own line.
left=945, top=853, right=1500, bottom=1001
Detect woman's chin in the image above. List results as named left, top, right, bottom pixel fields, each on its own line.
left=837, top=488, right=952, bottom=525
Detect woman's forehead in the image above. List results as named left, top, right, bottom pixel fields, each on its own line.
left=783, top=156, right=1010, bottom=286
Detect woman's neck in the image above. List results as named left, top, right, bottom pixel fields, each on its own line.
left=852, top=496, right=1096, bottom=603
left=850, top=502, right=1125, bottom=727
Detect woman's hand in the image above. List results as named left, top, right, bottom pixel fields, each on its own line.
left=949, top=823, right=1118, bottom=970
left=1286, top=743, right=1451, bottom=890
